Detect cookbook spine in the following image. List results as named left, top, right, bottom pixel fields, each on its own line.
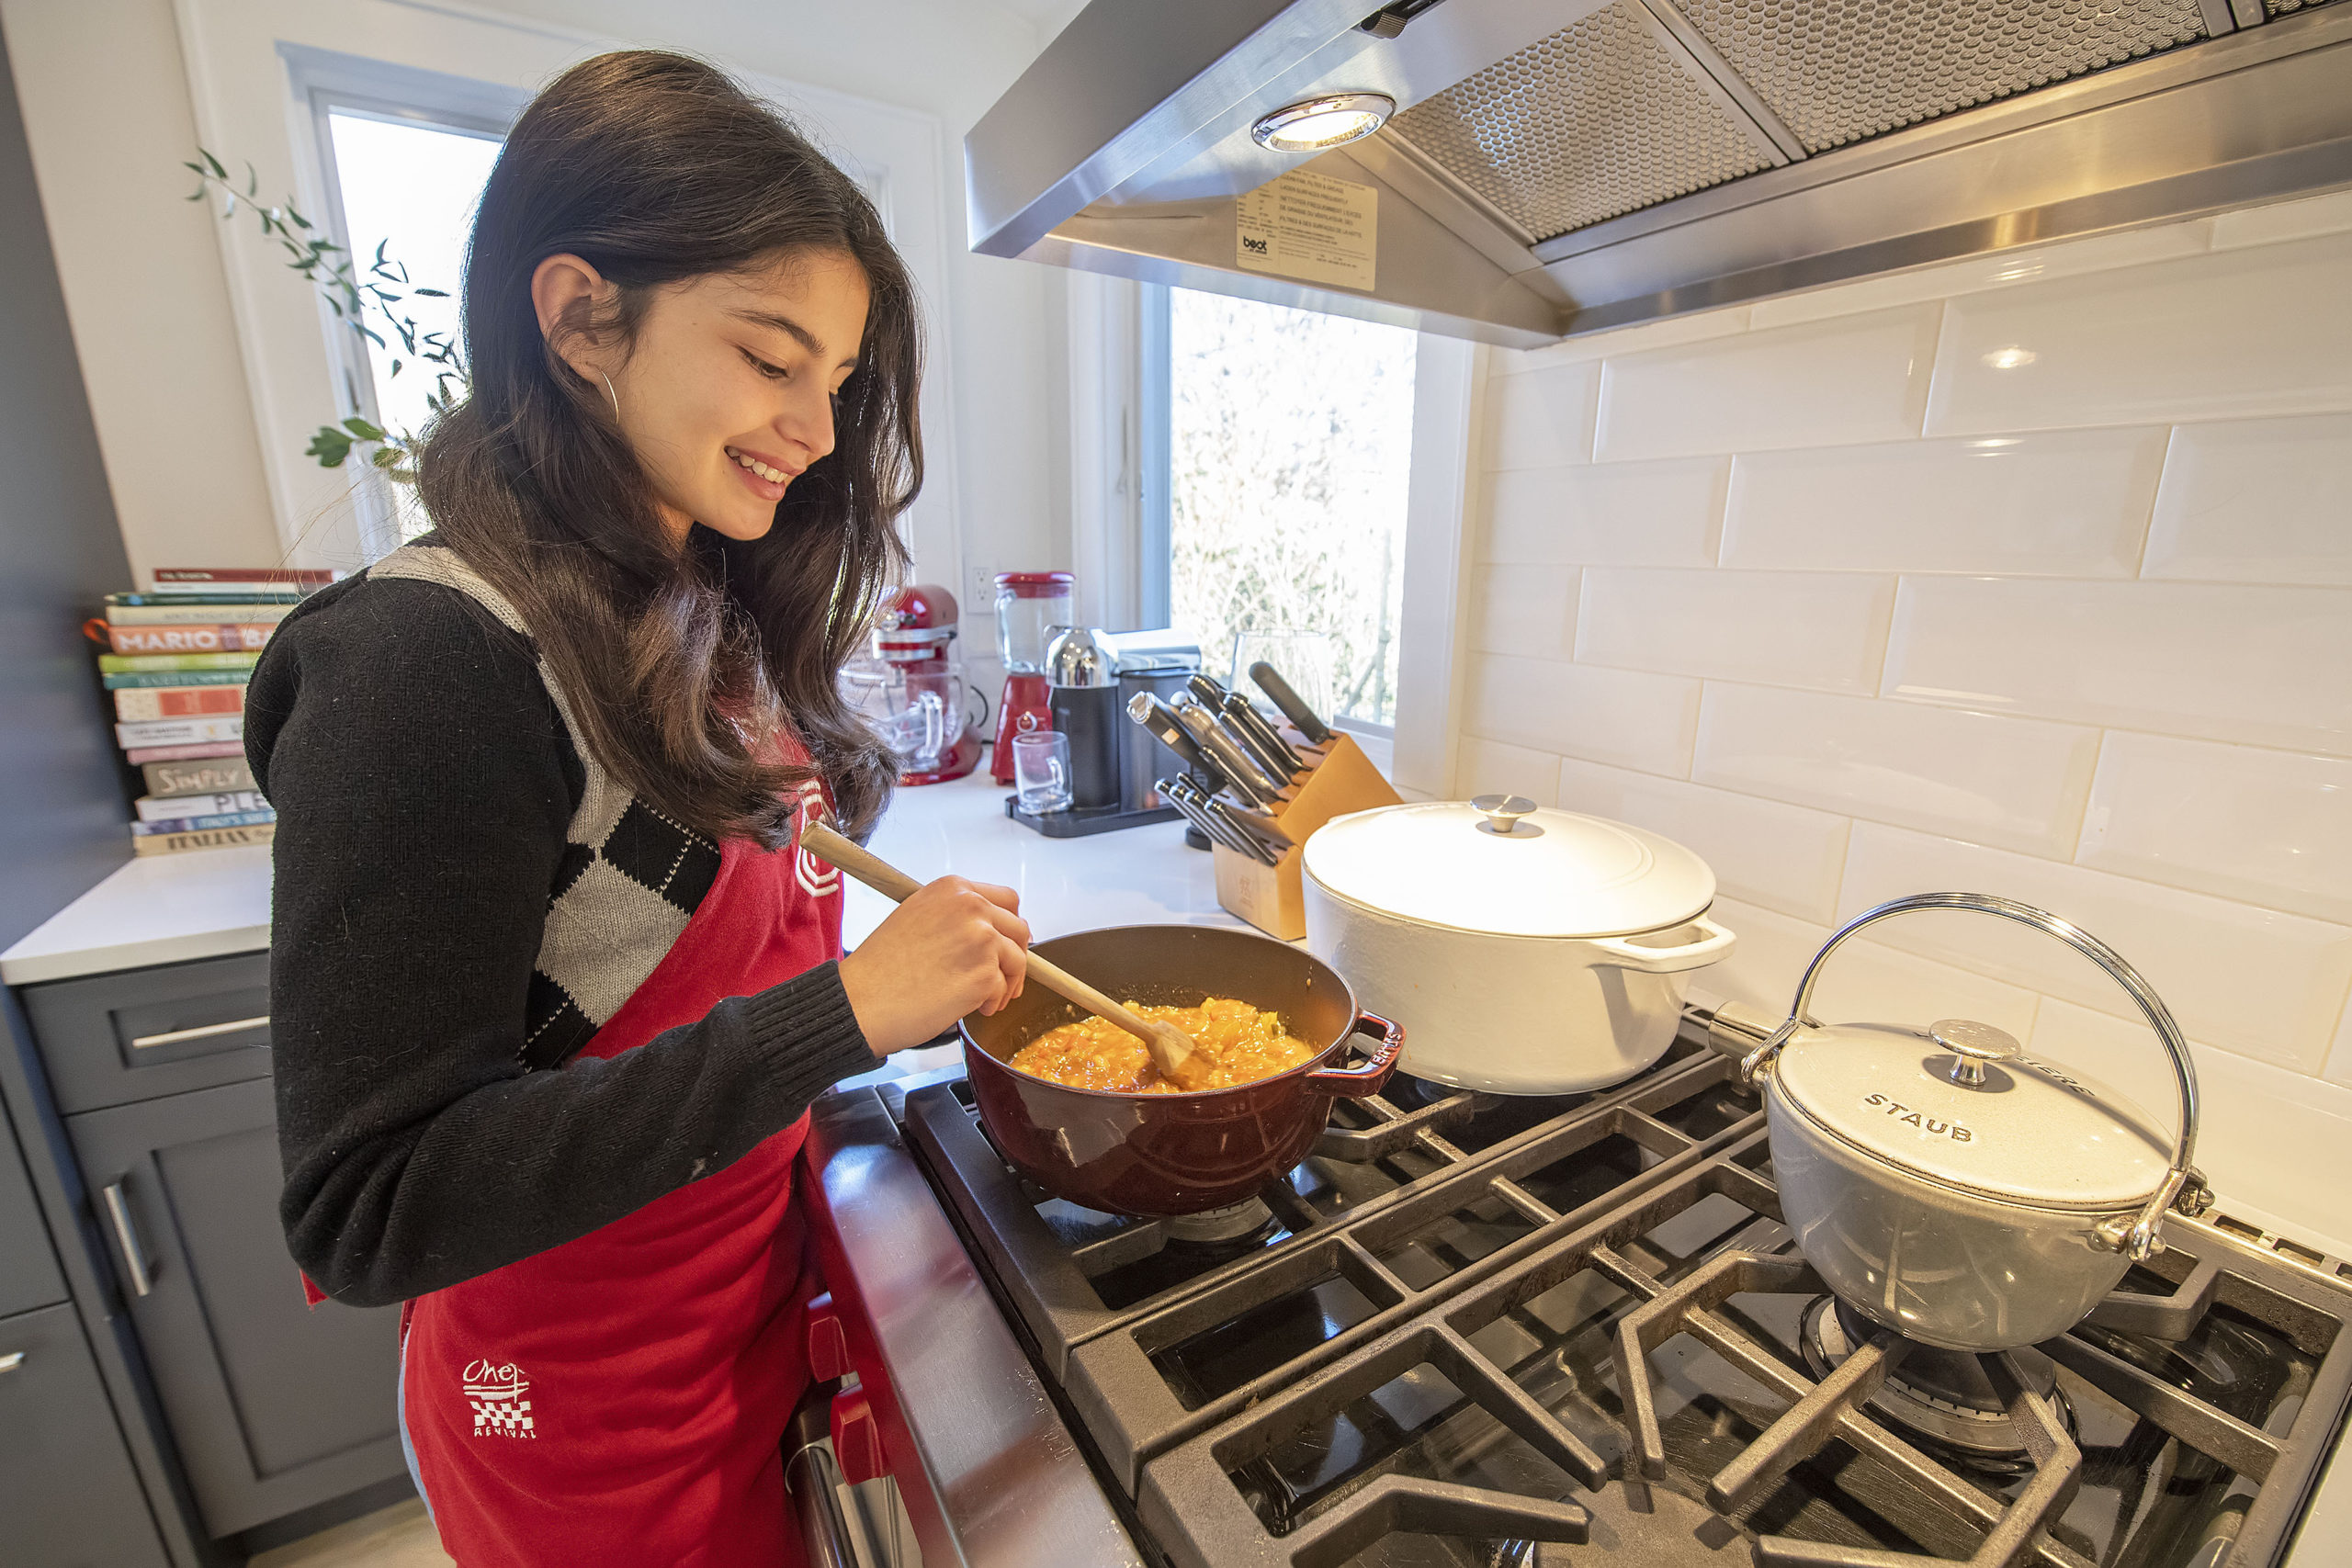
left=106, top=603, right=297, bottom=626
left=113, top=685, right=247, bottom=721
left=108, top=591, right=308, bottom=606
left=130, top=823, right=277, bottom=856
left=133, top=790, right=267, bottom=822
left=98, top=623, right=277, bottom=655
left=124, top=741, right=247, bottom=764
left=115, top=715, right=243, bottom=748
left=130, top=808, right=276, bottom=835
left=103, top=669, right=253, bottom=689
left=97, top=651, right=263, bottom=673
left=153, top=568, right=332, bottom=585
left=143, top=757, right=258, bottom=795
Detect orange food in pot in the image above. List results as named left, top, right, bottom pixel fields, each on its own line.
left=1007, top=998, right=1314, bottom=1094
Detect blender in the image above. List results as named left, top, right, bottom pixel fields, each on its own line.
left=990, top=571, right=1073, bottom=784
left=838, top=583, right=983, bottom=785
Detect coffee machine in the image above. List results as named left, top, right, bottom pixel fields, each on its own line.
left=1006, top=627, right=1202, bottom=836
left=837, top=583, right=984, bottom=785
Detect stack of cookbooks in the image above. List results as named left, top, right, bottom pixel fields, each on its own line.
left=88, top=567, right=333, bottom=855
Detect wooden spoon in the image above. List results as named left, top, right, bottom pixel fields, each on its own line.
left=799, top=821, right=1204, bottom=1089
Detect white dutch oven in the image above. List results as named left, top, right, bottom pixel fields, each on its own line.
left=1300, top=794, right=1736, bottom=1095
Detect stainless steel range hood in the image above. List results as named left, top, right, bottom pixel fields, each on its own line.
left=967, top=0, right=2352, bottom=346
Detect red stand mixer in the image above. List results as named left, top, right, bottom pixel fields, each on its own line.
left=838, top=583, right=984, bottom=785
left=990, top=571, right=1073, bottom=784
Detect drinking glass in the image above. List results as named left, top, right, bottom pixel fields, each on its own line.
left=1012, top=731, right=1072, bottom=814
left=1229, top=631, right=1336, bottom=727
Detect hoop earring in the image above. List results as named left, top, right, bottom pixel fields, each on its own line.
left=598, top=370, right=621, bottom=421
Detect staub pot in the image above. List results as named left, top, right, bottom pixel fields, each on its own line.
left=1736, top=892, right=2208, bottom=1353
left=1302, top=795, right=1736, bottom=1095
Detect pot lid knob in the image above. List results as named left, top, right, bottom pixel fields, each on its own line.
left=1930, top=1018, right=2020, bottom=1087
left=1470, top=794, right=1540, bottom=837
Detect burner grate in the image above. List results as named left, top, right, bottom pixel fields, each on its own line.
left=900, top=1021, right=2352, bottom=1568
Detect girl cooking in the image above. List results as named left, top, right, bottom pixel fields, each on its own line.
left=245, top=50, right=1029, bottom=1565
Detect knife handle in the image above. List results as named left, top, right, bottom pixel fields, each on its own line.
left=1125, top=692, right=1210, bottom=774
left=1219, top=691, right=1306, bottom=778
left=1249, top=662, right=1333, bottom=745
left=1188, top=673, right=1292, bottom=781
left=1169, top=697, right=1283, bottom=808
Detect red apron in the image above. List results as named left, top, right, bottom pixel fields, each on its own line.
left=400, top=780, right=844, bottom=1566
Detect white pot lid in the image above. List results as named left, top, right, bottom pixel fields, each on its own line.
left=1301, top=795, right=1716, bottom=939
left=1775, top=1018, right=2175, bottom=1210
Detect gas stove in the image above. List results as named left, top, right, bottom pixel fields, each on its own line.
left=801, top=1012, right=2352, bottom=1568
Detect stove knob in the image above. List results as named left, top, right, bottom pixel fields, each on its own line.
left=830, top=1385, right=887, bottom=1485
left=805, top=1292, right=850, bottom=1383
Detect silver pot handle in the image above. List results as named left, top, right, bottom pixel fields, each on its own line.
left=1738, top=890, right=2199, bottom=1263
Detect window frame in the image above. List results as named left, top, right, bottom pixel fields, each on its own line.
left=277, top=45, right=527, bottom=555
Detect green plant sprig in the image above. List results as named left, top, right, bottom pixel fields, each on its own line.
left=186, top=147, right=467, bottom=479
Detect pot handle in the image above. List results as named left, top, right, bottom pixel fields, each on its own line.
left=1738, top=891, right=2200, bottom=1263
left=1303, top=1011, right=1405, bottom=1100
left=1581, top=912, right=1737, bottom=974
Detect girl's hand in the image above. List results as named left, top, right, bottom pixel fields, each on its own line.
left=837, top=877, right=1030, bottom=1056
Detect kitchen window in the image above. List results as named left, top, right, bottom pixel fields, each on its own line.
left=1141, top=288, right=1419, bottom=733
left=282, top=48, right=526, bottom=548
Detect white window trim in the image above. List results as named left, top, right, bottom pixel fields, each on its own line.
left=1074, top=287, right=1487, bottom=792
left=279, top=44, right=527, bottom=557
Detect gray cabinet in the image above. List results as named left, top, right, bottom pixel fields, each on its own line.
left=66, top=1075, right=404, bottom=1538
left=23, top=953, right=271, bottom=1115
left=0, top=1110, right=65, bottom=1317
left=0, top=1302, right=173, bottom=1568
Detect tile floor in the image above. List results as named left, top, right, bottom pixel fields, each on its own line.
left=249, top=1501, right=451, bottom=1568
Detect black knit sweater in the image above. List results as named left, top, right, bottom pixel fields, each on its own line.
left=245, top=547, right=877, bottom=1308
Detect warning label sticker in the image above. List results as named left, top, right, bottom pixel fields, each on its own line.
left=1236, top=168, right=1377, bottom=292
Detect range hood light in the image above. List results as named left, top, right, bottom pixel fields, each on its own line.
left=1250, top=93, right=1395, bottom=153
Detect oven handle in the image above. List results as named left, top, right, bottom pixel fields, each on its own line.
left=784, top=1385, right=862, bottom=1568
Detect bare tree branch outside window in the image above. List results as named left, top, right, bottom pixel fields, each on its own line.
left=1168, top=292, right=1417, bottom=728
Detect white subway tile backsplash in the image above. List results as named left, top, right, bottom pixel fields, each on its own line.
left=1747, top=221, right=2214, bottom=331
left=1467, top=564, right=1577, bottom=660
left=1556, top=760, right=1849, bottom=923
left=1481, top=458, right=1728, bottom=567
left=1927, top=233, right=2352, bottom=434
left=1721, top=429, right=2165, bottom=577
left=1577, top=568, right=1895, bottom=694
left=1487, top=362, right=1599, bottom=468
left=1701, top=895, right=2044, bottom=1040
left=1462, top=653, right=1700, bottom=776
left=1494, top=306, right=1750, bottom=371
left=2209, top=187, right=2352, bottom=251
left=1838, top=823, right=2352, bottom=1073
left=2030, top=999, right=2352, bottom=1259
left=2332, top=999, right=2352, bottom=1090
left=1883, top=576, right=2352, bottom=757
left=1453, top=734, right=1561, bottom=806
left=2078, top=733, right=2352, bottom=926
left=2143, top=413, right=2352, bottom=587
left=1693, top=683, right=2098, bottom=859
left=1594, top=306, right=1939, bottom=462
left=1458, top=200, right=2352, bottom=1116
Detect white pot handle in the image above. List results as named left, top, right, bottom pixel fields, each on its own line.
left=1579, top=912, right=1736, bottom=974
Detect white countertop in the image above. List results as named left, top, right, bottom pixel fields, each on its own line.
left=0, top=772, right=1239, bottom=987
left=0, top=843, right=274, bottom=985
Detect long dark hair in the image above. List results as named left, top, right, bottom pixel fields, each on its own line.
left=416, top=50, right=914, bottom=842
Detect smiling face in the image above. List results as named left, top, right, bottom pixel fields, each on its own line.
left=538, top=249, right=871, bottom=544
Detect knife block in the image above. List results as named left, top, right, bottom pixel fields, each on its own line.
left=1211, top=732, right=1402, bottom=942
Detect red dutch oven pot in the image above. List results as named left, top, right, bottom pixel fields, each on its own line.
left=959, top=924, right=1404, bottom=1215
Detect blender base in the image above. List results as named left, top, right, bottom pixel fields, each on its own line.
left=1003, top=796, right=1183, bottom=838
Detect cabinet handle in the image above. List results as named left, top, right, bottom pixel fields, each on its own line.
left=130, top=1014, right=269, bottom=1050
left=101, top=1182, right=154, bottom=1297
left=0, top=1351, right=23, bottom=1374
